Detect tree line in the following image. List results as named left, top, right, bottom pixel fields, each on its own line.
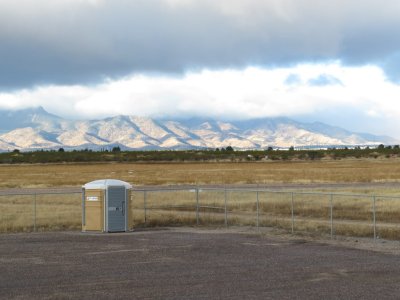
left=1, top=144, right=399, bottom=164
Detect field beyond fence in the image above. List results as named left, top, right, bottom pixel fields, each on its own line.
left=2, top=186, right=400, bottom=241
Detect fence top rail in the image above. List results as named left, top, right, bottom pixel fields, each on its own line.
left=374, top=195, right=400, bottom=200
left=0, top=188, right=82, bottom=196
left=134, top=187, right=400, bottom=200
left=1, top=186, right=400, bottom=200
left=133, top=187, right=197, bottom=192
left=226, top=188, right=400, bottom=200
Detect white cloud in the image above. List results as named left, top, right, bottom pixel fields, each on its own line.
left=1, top=62, right=400, bottom=136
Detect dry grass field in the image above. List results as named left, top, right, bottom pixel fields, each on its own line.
left=2, top=186, right=400, bottom=240
left=133, top=189, right=400, bottom=240
left=2, top=158, right=400, bottom=188
left=2, top=159, right=400, bottom=239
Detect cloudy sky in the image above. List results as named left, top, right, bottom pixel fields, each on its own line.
left=1, top=0, right=400, bottom=137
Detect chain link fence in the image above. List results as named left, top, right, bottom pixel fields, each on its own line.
left=1, top=187, right=400, bottom=240
left=0, top=191, right=82, bottom=232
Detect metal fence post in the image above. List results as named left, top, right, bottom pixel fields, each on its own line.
left=330, top=193, right=333, bottom=240
left=256, top=189, right=260, bottom=230
left=224, top=187, right=228, bottom=227
left=196, top=187, right=199, bottom=225
left=373, top=195, right=376, bottom=242
left=33, top=194, right=37, bottom=232
left=82, top=188, right=85, bottom=228
left=291, top=192, right=294, bottom=234
left=143, top=190, right=147, bottom=224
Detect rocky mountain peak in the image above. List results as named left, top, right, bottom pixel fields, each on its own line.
left=0, top=107, right=397, bottom=151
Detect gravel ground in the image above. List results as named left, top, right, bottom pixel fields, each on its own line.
left=0, top=227, right=400, bottom=299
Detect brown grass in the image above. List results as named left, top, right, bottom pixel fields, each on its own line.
left=1, top=159, right=400, bottom=188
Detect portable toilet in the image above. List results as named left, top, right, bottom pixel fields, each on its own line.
left=82, top=179, right=132, bottom=232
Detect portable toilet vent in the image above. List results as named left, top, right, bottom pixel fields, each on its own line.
left=82, top=179, right=132, bottom=232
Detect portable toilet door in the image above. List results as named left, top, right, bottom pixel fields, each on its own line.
left=106, top=185, right=128, bottom=232
left=82, top=179, right=132, bottom=232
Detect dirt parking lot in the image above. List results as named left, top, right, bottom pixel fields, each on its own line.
left=0, top=227, right=400, bottom=299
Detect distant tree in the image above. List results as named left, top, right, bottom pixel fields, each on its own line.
left=377, top=144, right=385, bottom=150
left=12, top=149, right=20, bottom=153
left=226, top=146, right=234, bottom=151
left=289, top=146, right=295, bottom=151
left=394, top=145, right=400, bottom=149
left=215, top=148, right=220, bottom=152
left=386, top=145, right=392, bottom=150
left=266, top=146, right=273, bottom=152
left=112, top=146, right=121, bottom=152
left=58, top=148, right=65, bottom=152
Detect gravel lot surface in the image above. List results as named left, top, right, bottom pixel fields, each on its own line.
left=0, top=227, right=399, bottom=299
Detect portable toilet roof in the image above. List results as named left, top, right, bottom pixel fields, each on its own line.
left=83, top=179, right=132, bottom=190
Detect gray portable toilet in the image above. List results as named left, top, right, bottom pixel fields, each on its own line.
left=82, top=179, right=132, bottom=232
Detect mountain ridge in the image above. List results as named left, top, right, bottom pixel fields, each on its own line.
left=0, top=107, right=396, bottom=151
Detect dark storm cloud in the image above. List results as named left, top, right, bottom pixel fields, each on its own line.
left=1, top=0, right=400, bottom=89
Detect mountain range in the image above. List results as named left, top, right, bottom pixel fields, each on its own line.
left=0, top=107, right=396, bottom=151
